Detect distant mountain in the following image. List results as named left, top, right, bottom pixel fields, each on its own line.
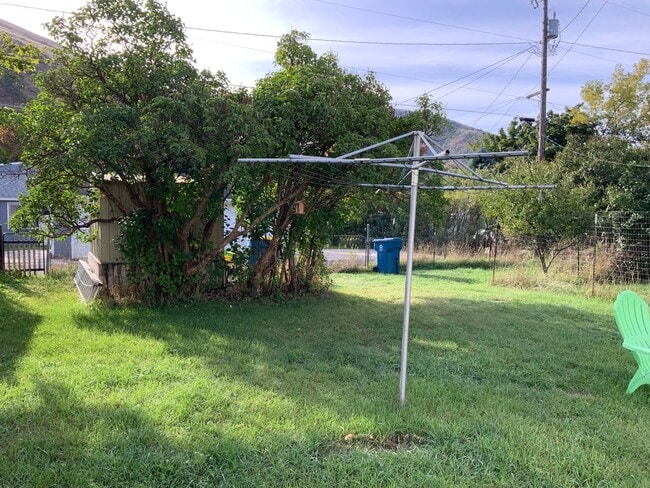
left=1, top=19, right=58, bottom=51
left=0, top=19, right=58, bottom=110
left=435, top=120, right=486, bottom=155
left=393, top=108, right=486, bottom=154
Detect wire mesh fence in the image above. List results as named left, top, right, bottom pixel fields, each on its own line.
left=330, top=211, right=650, bottom=287
left=593, top=211, right=650, bottom=284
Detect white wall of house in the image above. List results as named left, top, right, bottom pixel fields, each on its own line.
left=225, top=198, right=250, bottom=249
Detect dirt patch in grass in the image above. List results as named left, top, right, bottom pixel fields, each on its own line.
left=337, top=432, right=430, bottom=452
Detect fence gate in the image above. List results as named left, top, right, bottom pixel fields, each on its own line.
left=1, top=226, right=51, bottom=275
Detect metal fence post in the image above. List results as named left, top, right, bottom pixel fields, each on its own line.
left=365, top=224, right=370, bottom=267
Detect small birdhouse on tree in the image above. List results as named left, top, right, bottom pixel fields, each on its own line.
left=294, top=200, right=305, bottom=214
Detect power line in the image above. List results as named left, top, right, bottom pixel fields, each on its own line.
left=569, top=41, right=650, bottom=57
left=397, top=48, right=531, bottom=106
left=310, top=0, right=534, bottom=42
left=470, top=52, right=535, bottom=129
left=189, top=26, right=650, bottom=56
left=555, top=45, right=635, bottom=67
left=399, top=105, right=526, bottom=119
left=0, top=2, right=69, bottom=14
left=607, top=1, right=650, bottom=17
left=4, top=2, right=647, bottom=56
left=344, top=67, right=523, bottom=100
left=550, top=1, right=608, bottom=76
left=486, top=98, right=522, bottom=133
left=189, top=34, right=533, bottom=112
left=560, top=0, right=592, bottom=33
left=187, top=27, right=528, bottom=47
left=189, top=36, right=275, bottom=55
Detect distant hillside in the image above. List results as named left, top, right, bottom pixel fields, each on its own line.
left=0, top=19, right=58, bottom=110
left=393, top=108, right=486, bottom=154
left=435, top=120, right=486, bottom=154
left=1, top=19, right=58, bottom=51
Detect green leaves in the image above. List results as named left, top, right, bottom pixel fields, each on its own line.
left=579, top=59, right=650, bottom=144
left=477, top=159, right=592, bottom=273
left=0, top=32, right=41, bottom=73
left=274, top=30, right=317, bottom=68
left=17, top=0, right=252, bottom=302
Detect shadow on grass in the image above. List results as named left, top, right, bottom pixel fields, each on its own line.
left=0, top=379, right=271, bottom=486
left=17, top=277, right=649, bottom=485
left=70, top=288, right=634, bottom=420
left=4, top=264, right=649, bottom=486
left=0, top=275, right=43, bottom=382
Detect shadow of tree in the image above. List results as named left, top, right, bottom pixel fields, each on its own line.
left=6, top=278, right=646, bottom=485
left=70, top=289, right=632, bottom=418
left=0, top=275, right=43, bottom=382
left=0, top=379, right=279, bottom=486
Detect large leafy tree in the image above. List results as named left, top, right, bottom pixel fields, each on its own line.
left=12, top=0, right=267, bottom=302
left=0, top=32, right=40, bottom=74
left=0, top=33, right=41, bottom=160
left=579, top=59, right=650, bottom=143
left=571, top=60, right=650, bottom=281
left=567, top=59, right=650, bottom=211
left=238, top=32, right=447, bottom=295
left=472, top=60, right=650, bottom=276
left=551, top=60, right=650, bottom=214
left=237, top=31, right=393, bottom=295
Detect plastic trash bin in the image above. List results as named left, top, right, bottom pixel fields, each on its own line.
left=248, top=239, right=270, bottom=266
left=373, top=237, right=403, bottom=274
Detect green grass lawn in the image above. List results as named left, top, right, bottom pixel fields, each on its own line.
left=1, top=266, right=649, bottom=487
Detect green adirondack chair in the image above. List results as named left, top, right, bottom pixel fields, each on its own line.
left=613, top=290, right=650, bottom=394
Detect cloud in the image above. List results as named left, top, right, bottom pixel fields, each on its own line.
left=5, top=0, right=649, bottom=132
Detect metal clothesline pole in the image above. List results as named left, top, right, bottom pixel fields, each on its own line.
left=400, top=131, right=423, bottom=407
left=238, top=132, right=541, bottom=408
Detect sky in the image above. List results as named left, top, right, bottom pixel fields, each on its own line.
left=2, top=0, right=650, bottom=133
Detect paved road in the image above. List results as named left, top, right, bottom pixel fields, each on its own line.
left=324, top=248, right=374, bottom=267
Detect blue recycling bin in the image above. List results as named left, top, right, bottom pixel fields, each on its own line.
left=248, top=239, right=270, bottom=266
left=373, top=237, right=403, bottom=274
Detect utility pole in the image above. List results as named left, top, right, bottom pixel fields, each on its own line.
left=538, top=0, right=549, bottom=161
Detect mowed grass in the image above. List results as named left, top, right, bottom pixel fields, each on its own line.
left=1, top=266, right=649, bottom=487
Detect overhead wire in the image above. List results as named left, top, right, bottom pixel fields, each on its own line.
left=186, top=24, right=650, bottom=56
left=356, top=68, right=522, bottom=100
left=486, top=98, right=522, bottom=133
left=554, top=45, right=635, bottom=67
left=192, top=29, right=537, bottom=125
left=309, top=0, right=533, bottom=42
left=3, top=1, right=647, bottom=57
left=396, top=47, right=532, bottom=106
left=549, top=1, right=608, bottom=76
left=606, top=1, right=650, bottom=18
left=468, top=52, right=534, bottom=128
left=0, top=2, right=68, bottom=14
left=569, top=42, right=650, bottom=57
left=519, top=1, right=609, bottom=125
left=187, top=27, right=528, bottom=47
left=560, top=0, right=592, bottom=33
left=5, top=0, right=649, bottom=133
